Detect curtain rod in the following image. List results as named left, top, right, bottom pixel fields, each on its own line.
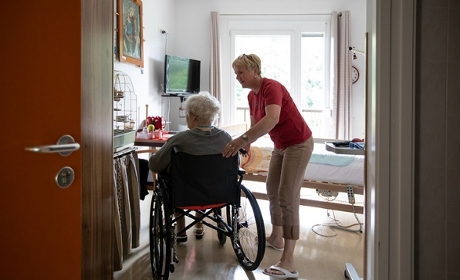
left=113, top=147, right=137, bottom=158
left=219, top=13, right=332, bottom=16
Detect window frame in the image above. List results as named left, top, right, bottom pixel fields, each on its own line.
left=220, top=14, right=331, bottom=129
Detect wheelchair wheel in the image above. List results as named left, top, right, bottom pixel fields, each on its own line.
left=229, top=185, right=265, bottom=270
left=149, top=188, right=171, bottom=279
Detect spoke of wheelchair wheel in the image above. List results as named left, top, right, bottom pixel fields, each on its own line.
left=239, top=209, right=255, bottom=228
left=237, top=246, right=255, bottom=265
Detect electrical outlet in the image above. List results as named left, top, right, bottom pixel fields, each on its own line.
left=346, top=185, right=355, bottom=204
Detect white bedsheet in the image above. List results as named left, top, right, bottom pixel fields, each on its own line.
left=240, top=137, right=364, bottom=186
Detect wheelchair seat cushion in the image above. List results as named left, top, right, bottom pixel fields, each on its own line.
left=170, top=152, right=240, bottom=208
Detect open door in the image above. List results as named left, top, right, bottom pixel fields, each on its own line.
left=1, top=1, right=114, bottom=279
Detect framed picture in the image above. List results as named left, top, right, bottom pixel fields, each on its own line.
left=117, top=0, right=144, bottom=67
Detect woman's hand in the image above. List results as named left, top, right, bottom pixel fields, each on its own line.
left=222, top=138, right=250, bottom=158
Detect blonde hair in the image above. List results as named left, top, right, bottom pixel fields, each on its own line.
left=232, top=54, right=262, bottom=75
left=185, top=91, right=220, bottom=123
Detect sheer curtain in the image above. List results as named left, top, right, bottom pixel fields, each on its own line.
left=330, top=11, right=352, bottom=139
left=210, top=11, right=222, bottom=126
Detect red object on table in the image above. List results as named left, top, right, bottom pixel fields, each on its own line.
left=146, top=116, right=163, bottom=130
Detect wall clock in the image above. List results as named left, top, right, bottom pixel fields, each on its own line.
left=351, top=66, right=360, bottom=84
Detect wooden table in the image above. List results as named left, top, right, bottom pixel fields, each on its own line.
left=134, top=133, right=174, bottom=147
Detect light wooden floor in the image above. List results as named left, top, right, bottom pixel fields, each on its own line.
left=114, top=182, right=364, bottom=280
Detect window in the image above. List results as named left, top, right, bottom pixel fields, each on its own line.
left=234, top=34, right=291, bottom=124
left=220, top=15, right=331, bottom=138
left=300, top=33, right=329, bottom=137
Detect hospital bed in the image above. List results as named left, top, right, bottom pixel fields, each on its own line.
left=220, top=123, right=365, bottom=214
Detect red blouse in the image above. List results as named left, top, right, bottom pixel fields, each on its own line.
left=248, top=78, right=312, bottom=149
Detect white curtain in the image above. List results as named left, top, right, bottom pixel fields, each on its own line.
left=330, top=11, right=352, bottom=139
left=210, top=11, right=222, bottom=126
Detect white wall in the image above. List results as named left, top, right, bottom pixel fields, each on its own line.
left=114, top=0, right=174, bottom=129
left=115, top=0, right=367, bottom=135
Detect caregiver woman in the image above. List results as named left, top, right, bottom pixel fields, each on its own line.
left=222, top=53, right=314, bottom=279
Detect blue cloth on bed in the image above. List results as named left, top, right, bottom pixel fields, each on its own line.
left=309, top=153, right=356, bottom=166
left=349, top=142, right=365, bottom=149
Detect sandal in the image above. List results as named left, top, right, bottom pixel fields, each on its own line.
left=177, top=234, right=187, bottom=243
left=194, top=227, right=205, bottom=240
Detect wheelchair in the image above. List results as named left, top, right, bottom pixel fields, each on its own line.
left=149, top=150, right=266, bottom=279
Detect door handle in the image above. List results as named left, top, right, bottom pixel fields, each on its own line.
left=25, top=135, right=80, bottom=156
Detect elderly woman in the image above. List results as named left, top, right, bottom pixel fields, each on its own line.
left=149, top=91, right=232, bottom=242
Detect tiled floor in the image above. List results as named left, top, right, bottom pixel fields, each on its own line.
left=114, top=182, right=364, bottom=280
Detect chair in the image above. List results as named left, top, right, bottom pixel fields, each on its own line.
left=149, top=149, right=266, bottom=279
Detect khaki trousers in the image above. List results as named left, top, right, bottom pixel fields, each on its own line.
left=266, top=136, right=314, bottom=240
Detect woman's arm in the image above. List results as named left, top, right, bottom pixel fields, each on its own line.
left=222, top=104, right=280, bottom=157
left=245, top=104, right=280, bottom=143
left=148, top=142, right=172, bottom=173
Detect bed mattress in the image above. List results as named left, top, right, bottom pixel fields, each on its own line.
left=240, top=137, right=364, bottom=186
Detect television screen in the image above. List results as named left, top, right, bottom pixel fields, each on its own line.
left=164, top=54, right=200, bottom=95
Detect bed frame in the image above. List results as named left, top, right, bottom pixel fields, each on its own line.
left=219, top=123, right=364, bottom=214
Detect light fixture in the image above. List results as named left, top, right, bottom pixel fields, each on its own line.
left=348, top=46, right=365, bottom=60
left=179, top=96, right=186, bottom=118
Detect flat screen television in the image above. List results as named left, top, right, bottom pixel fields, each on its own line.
left=164, top=54, right=201, bottom=95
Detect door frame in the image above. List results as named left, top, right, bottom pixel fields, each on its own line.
left=81, top=0, right=115, bottom=278
left=366, top=0, right=415, bottom=279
